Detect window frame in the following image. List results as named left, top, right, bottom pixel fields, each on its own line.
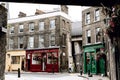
left=29, top=23, right=34, bottom=32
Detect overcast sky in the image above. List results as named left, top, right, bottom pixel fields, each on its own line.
left=9, top=2, right=89, bottom=21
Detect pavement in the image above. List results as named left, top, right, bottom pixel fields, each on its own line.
left=5, top=72, right=110, bottom=80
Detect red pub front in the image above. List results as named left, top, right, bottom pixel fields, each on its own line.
left=26, top=48, right=59, bottom=72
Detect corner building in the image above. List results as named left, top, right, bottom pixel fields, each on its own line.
left=6, top=5, right=72, bottom=72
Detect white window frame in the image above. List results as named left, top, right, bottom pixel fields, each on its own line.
left=50, top=20, right=56, bottom=29
left=10, top=26, right=14, bottom=34
left=86, top=30, right=91, bottom=44
left=9, top=38, right=14, bottom=50
left=28, top=36, right=34, bottom=48
left=29, top=23, right=34, bottom=32
left=18, top=36, right=24, bottom=49
left=85, top=12, right=90, bottom=24
left=49, top=33, right=55, bottom=47
left=19, top=24, right=24, bottom=33
left=94, top=9, right=100, bottom=21
left=95, top=27, right=101, bottom=43
left=39, top=35, right=44, bottom=48
left=39, top=22, right=44, bottom=31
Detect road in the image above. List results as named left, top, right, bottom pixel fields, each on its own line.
left=5, top=72, right=88, bottom=80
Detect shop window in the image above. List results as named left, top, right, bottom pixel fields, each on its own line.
left=11, top=56, right=20, bottom=64
left=32, top=53, right=41, bottom=64
left=47, top=52, right=57, bottom=64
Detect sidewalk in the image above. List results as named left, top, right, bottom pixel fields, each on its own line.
left=75, top=73, right=110, bottom=80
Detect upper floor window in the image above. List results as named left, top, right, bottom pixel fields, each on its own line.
left=86, top=12, right=90, bottom=24
left=39, top=35, right=44, bottom=48
left=96, top=28, right=101, bottom=42
left=95, top=9, right=100, bottom=21
left=62, top=20, right=66, bottom=29
left=18, top=36, right=23, bottom=49
left=9, top=38, right=14, bottom=50
left=86, top=30, right=91, bottom=44
left=29, top=23, right=34, bottom=32
left=39, top=22, right=44, bottom=31
left=19, top=24, right=24, bottom=33
left=62, top=34, right=66, bottom=46
left=50, top=20, right=56, bottom=29
left=49, top=33, right=55, bottom=46
left=28, top=36, right=34, bottom=48
left=10, top=26, right=14, bottom=34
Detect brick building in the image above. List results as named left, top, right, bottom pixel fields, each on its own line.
left=6, top=5, right=72, bottom=72
left=82, top=7, right=108, bottom=75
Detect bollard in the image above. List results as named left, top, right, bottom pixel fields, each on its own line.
left=80, top=69, right=83, bottom=75
left=18, top=68, right=20, bottom=78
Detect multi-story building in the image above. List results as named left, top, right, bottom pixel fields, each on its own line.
left=71, top=21, right=82, bottom=72
left=0, top=3, right=7, bottom=80
left=82, top=7, right=107, bottom=75
left=6, top=5, right=72, bottom=72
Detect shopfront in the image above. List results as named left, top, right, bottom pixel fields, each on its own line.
left=83, top=43, right=106, bottom=75
left=26, top=48, right=59, bottom=72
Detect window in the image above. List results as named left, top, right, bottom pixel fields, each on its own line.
left=29, top=23, right=34, bottom=32
left=96, top=28, right=101, bottom=42
left=28, top=36, right=34, bottom=48
left=86, top=12, right=90, bottom=24
left=39, top=22, right=44, bottom=31
left=18, top=36, right=23, bottom=49
left=62, top=34, right=66, bottom=46
left=19, top=24, right=24, bottom=33
left=87, top=30, right=91, bottom=43
left=62, top=20, right=65, bottom=29
left=50, top=20, right=56, bottom=29
left=11, top=56, right=20, bottom=64
left=32, top=53, right=41, bottom=64
left=47, top=52, right=58, bottom=64
left=39, top=35, right=44, bottom=48
left=49, top=33, right=55, bottom=46
left=9, top=38, right=14, bottom=49
left=95, top=9, right=100, bottom=21
left=10, top=26, right=14, bottom=34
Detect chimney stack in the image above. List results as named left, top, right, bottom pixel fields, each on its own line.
left=18, top=12, right=26, bottom=18
left=35, top=9, right=45, bottom=15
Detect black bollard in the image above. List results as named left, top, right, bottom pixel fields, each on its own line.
left=18, top=68, right=20, bottom=78
left=80, top=69, right=83, bottom=75
left=88, top=70, right=92, bottom=77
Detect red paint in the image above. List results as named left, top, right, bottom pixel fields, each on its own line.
left=26, top=48, right=59, bottom=72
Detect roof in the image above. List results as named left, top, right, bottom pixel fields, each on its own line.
left=71, top=21, right=82, bottom=36
left=8, top=11, right=72, bottom=23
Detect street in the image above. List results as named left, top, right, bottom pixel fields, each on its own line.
left=5, top=72, right=109, bottom=80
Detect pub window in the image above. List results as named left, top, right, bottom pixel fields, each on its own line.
left=11, top=56, right=20, bottom=64
left=47, top=52, right=57, bottom=64
left=32, top=53, right=41, bottom=64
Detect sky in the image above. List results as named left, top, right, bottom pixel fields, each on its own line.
left=8, top=2, right=89, bottom=21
